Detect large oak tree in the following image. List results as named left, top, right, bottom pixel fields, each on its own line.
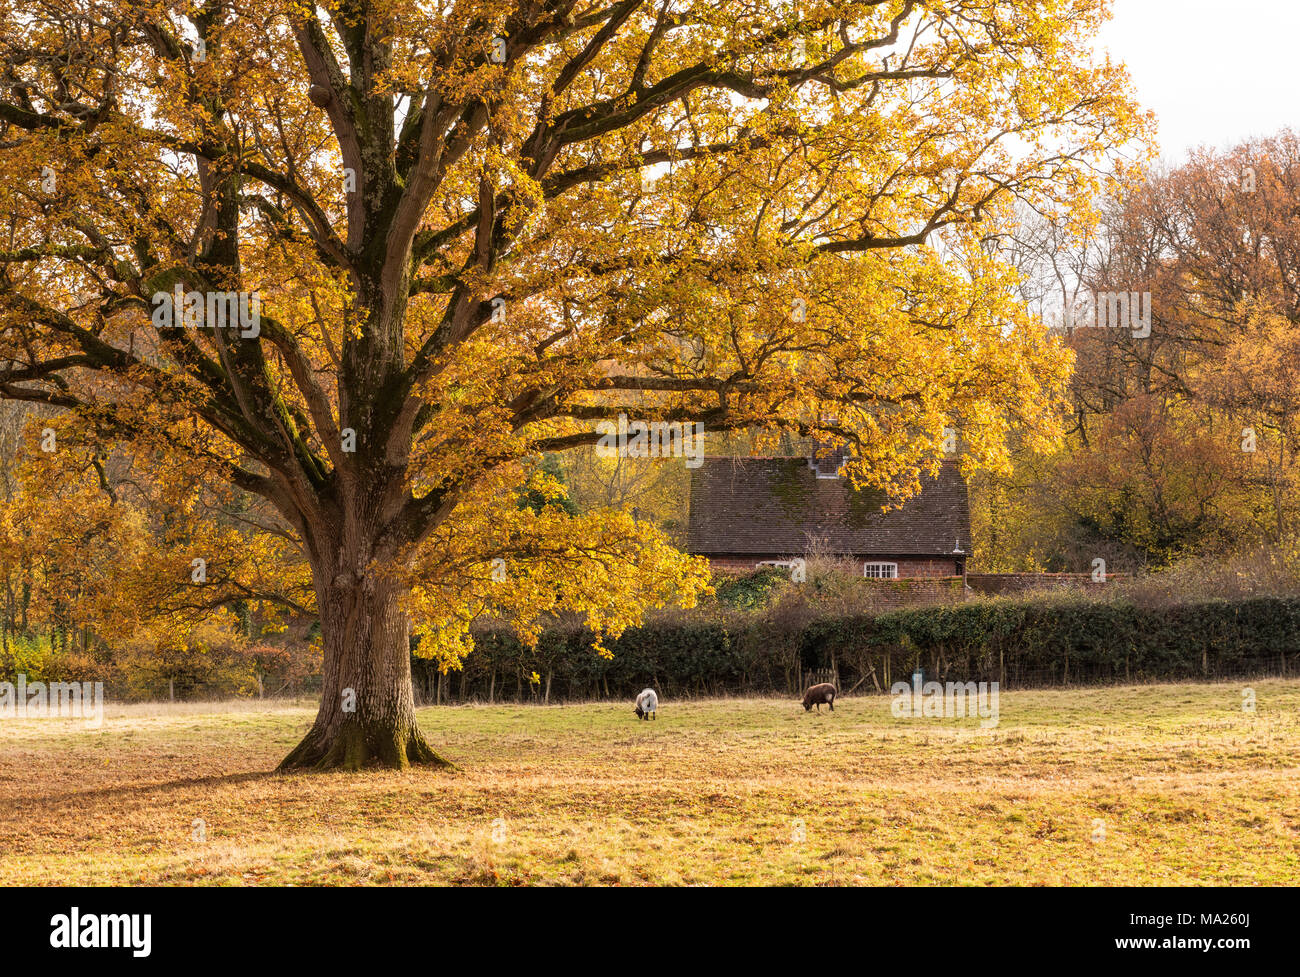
left=0, top=0, right=1143, bottom=768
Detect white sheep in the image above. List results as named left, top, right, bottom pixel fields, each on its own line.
left=634, top=688, right=658, bottom=720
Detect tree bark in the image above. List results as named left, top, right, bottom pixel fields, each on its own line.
left=278, top=557, right=455, bottom=772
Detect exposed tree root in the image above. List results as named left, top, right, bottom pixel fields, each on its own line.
left=278, top=722, right=458, bottom=773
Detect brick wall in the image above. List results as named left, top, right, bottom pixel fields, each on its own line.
left=703, top=554, right=962, bottom=577
left=704, top=555, right=966, bottom=608
left=965, top=572, right=1129, bottom=596
left=889, top=557, right=962, bottom=578
left=867, top=576, right=966, bottom=608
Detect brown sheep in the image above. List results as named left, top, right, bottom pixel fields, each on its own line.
left=802, top=682, right=837, bottom=712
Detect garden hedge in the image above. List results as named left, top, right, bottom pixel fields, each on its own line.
left=412, top=595, right=1300, bottom=703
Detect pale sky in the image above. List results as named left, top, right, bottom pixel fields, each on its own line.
left=1099, top=0, right=1299, bottom=161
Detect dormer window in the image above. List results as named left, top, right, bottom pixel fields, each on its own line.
left=811, top=459, right=844, bottom=479
left=809, top=428, right=848, bottom=478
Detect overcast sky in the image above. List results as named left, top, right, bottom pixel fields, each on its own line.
left=1098, top=0, right=1299, bottom=162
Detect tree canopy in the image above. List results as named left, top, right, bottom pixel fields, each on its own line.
left=0, top=0, right=1146, bottom=768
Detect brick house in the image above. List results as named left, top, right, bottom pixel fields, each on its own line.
left=685, top=449, right=971, bottom=579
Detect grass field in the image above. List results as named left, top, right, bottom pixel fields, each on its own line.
left=2, top=680, right=1298, bottom=885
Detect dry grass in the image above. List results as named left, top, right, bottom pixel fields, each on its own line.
left=2, top=680, right=1299, bottom=885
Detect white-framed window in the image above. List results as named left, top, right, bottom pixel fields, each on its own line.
left=757, top=560, right=797, bottom=570
left=863, top=562, right=898, bottom=579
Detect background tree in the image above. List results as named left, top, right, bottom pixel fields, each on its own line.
left=0, top=0, right=1144, bottom=769
left=970, top=130, right=1300, bottom=569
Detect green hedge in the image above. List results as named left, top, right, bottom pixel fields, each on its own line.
left=411, top=596, right=1300, bottom=703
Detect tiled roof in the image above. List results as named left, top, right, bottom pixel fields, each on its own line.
left=686, top=457, right=971, bottom=557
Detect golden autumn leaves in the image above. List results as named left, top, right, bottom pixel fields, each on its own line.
left=0, top=2, right=1148, bottom=760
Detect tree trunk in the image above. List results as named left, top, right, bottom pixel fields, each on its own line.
left=278, top=564, right=455, bottom=772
